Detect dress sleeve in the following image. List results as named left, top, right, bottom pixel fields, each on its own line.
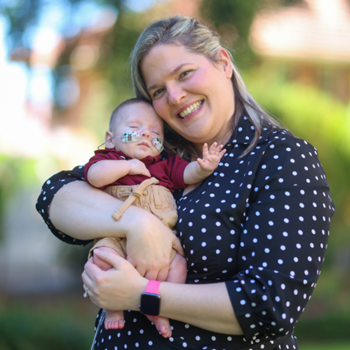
left=225, top=137, right=335, bottom=344
left=35, top=166, right=93, bottom=246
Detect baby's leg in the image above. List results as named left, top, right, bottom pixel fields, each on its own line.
left=166, top=251, right=187, bottom=284
left=147, top=251, right=187, bottom=338
left=92, top=246, right=116, bottom=271
left=92, top=247, right=125, bottom=330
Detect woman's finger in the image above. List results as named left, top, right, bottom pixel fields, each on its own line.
left=134, top=264, right=148, bottom=278
left=83, top=257, right=101, bottom=280
left=154, top=265, right=169, bottom=282
left=81, top=268, right=94, bottom=292
left=172, top=236, right=184, bottom=256
left=144, top=266, right=160, bottom=281
left=93, top=248, right=124, bottom=268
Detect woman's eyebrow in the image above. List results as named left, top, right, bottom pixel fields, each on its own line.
left=147, top=63, right=193, bottom=92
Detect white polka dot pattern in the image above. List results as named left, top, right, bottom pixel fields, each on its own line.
left=36, top=116, right=334, bottom=349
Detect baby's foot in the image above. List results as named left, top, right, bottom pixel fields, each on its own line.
left=104, top=310, right=125, bottom=330
left=147, top=315, right=172, bottom=338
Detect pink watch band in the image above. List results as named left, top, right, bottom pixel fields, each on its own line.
left=144, top=280, right=161, bottom=294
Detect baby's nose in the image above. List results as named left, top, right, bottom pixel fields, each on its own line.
left=141, top=128, right=151, bottom=137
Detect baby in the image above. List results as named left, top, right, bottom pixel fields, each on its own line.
left=84, top=98, right=226, bottom=338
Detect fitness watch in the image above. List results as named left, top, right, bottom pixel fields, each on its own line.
left=139, top=280, right=161, bottom=316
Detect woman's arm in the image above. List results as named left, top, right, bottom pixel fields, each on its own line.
left=49, top=181, right=128, bottom=239
left=82, top=250, right=243, bottom=335
left=161, top=280, right=243, bottom=334
left=49, top=180, right=182, bottom=280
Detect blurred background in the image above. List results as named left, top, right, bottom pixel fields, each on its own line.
left=0, top=0, right=349, bottom=349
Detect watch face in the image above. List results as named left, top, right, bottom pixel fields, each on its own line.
left=140, top=293, right=161, bottom=316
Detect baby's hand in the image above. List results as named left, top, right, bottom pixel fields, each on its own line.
left=197, top=142, right=226, bottom=173
left=128, top=159, right=151, bottom=177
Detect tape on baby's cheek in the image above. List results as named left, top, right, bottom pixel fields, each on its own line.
left=121, top=131, right=141, bottom=142
left=152, top=137, right=164, bottom=152
left=120, top=131, right=164, bottom=152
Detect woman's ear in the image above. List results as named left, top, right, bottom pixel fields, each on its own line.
left=217, top=48, right=233, bottom=80
left=105, top=130, right=115, bottom=148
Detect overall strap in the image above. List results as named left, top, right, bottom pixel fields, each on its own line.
left=112, top=177, right=159, bottom=221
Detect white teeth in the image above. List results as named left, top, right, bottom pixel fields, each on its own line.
left=179, top=101, right=202, bottom=118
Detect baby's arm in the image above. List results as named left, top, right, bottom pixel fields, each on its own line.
left=87, top=159, right=151, bottom=188
left=183, top=142, right=226, bottom=185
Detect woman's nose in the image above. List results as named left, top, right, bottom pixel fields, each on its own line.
left=167, top=85, right=186, bottom=105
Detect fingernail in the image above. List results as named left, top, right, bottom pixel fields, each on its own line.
left=94, top=249, right=102, bottom=257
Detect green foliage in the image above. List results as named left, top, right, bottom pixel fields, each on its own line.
left=296, top=312, right=350, bottom=343
left=299, top=342, right=350, bottom=350
left=245, top=68, right=350, bottom=247
left=2, top=0, right=129, bottom=112
left=0, top=155, right=43, bottom=240
left=2, top=0, right=41, bottom=60
left=79, top=10, right=149, bottom=137
left=294, top=268, right=350, bottom=343
left=200, top=0, right=262, bottom=67
left=201, top=0, right=260, bottom=40
left=2, top=0, right=124, bottom=56
left=0, top=155, right=39, bottom=189
left=0, top=297, right=95, bottom=350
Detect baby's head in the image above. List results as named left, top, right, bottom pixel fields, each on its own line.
left=105, top=98, right=164, bottom=160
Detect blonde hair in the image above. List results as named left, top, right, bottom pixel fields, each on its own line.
left=130, top=15, right=283, bottom=159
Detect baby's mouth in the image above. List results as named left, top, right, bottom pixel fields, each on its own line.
left=138, top=142, right=150, bottom=148
left=179, top=100, right=203, bottom=119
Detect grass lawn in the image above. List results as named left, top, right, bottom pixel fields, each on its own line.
left=300, top=342, right=350, bottom=350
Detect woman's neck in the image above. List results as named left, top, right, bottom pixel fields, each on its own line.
left=194, top=117, right=235, bottom=156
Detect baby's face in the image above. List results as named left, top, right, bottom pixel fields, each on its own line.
left=109, top=103, right=164, bottom=159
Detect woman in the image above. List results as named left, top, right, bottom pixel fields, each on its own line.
left=36, top=16, right=335, bottom=350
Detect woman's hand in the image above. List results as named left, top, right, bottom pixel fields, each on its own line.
left=82, top=249, right=148, bottom=311
left=123, top=208, right=184, bottom=281
left=82, top=247, right=243, bottom=335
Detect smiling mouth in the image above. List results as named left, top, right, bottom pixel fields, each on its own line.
left=179, top=100, right=203, bottom=119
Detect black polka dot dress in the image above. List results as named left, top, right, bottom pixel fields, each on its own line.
left=36, top=116, right=335, bottom=350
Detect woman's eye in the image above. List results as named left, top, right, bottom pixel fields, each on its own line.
left=153, top=88, right=164, bottom=98
left=180, top=70, right=192, bottom=78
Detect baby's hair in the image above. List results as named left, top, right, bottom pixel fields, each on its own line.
left=109, top=98, right=153, bottom=131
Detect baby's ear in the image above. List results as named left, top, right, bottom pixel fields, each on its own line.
left=105, top=131, right=115, bottom=148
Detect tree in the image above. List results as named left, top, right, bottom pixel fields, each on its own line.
left=200, top=0, right=261, bottom=67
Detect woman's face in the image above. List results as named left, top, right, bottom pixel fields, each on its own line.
left=141, top=44, right=235, bottom=149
